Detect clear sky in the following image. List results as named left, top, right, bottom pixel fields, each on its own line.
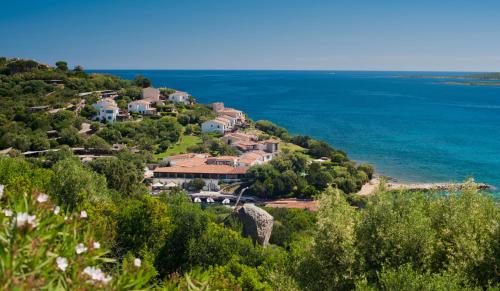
left=1, top=0, right=500, bottom=71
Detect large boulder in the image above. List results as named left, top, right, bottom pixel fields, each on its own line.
left=237, top=203, right=273, bottom=246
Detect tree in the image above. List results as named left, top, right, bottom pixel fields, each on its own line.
left=187, top=178, right=206, bottom=191
left=50, top=158, right=109, bottom=210
left=156, top=194, right=209, bottom=276
left=6, top=59, right=40, bottom=74
left=51, top=110, right=77, bottom=130
left=2, top=132, right=31, bottom=152
left=85, top=135, right=111, bottom=151
left=307, top=162, right=333, bottom=190
left=59, top=127, right=83, bottom=146
left=294, top=188, right=359, bottom=290
left=356, top=190, right=436, bottom=279
left=88, top=157, right=143, bottom=195
left=187, top=223, right=260, bottom=268
left=73, top=65, right=84, bottom=72
left=358, top=163, right=374, bottom=179
left=134, top=75, right=152, bottom=88
left=80, top=105, right=97, bottom=119
left=30, top=131, right=50, bottom=151
left=90, top=122, right=100, bottom=132
left=114, top=196, right=172, bottom=257
left=55, top=61, right=68, bottom=71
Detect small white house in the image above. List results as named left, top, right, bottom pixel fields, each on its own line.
left=202, top=119, right=231, bottom=133
left=142, top=87, right=160, bottom=101
left=168, top=91, right=190, bottom=105
left=128, top=100, right=155, bottom=115
left=93, top=99, right=119, bottom=122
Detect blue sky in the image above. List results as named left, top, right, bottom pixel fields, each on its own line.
left=1, top=0, right=500, bottom=71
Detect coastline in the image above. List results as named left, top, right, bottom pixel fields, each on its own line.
left=356, top=176, right=491, bottom=196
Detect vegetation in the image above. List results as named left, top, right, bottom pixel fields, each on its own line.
left=463, top=72, right=500, bottom=80
left=155, top=134, right=202, bottom=158
left=1, top=57, right=499, bottom=289
left=1, top=156, right=499, bottom=290
left=291, top=184, right=500, bottom=290
left=248, top=123, right=374, bottom=198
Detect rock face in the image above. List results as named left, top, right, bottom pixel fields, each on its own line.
left=237, top=204, right=273, bottom=246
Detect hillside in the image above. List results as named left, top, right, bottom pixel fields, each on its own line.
left=0, top=57, right=499, bottom=290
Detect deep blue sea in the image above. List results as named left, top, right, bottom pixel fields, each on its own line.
left=92, top=70, right=500, bottom=188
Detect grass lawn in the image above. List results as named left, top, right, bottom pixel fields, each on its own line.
left=155, top=135, right=202, bottom=158
left=280, top=142, right=307, bottom=154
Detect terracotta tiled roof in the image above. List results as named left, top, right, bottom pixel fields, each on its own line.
left=173, top=157, right=208, bottom=167
left=170, top=91, right=188, bottom=96
left=154, top=165, right=248, bottom=175
left=207, top=156, right=238, bottom=162
left=167, top=153, right=210, bottom=161
left=131, top=99, right=151, bottom=105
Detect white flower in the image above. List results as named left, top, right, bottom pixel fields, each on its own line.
left=83, top=266, right=112, bottom=284
left=134, top=258, right=141, bottom=267
left=75, top=243, right=88, bottom=254
left=80, top=210, right=87, bottom=218
left=16, top=212, right=37, bottom=228
left=36, top=193, right=49, bottom=203
left=64, top=216, right=68, bottom=221
left=0, top=184, right=4, bottom=198
left=3, top=209, right=13, bottom=217
left=53, top=206, right=60, bottom=215
left=56, top=256, right=68, bottom=271
left=93, top=242, right=100, bottom=249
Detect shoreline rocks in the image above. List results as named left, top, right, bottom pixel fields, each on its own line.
left=357, top=178, right=491, bottom=196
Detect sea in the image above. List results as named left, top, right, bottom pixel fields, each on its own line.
left=91, top=70, right=500, bottom=190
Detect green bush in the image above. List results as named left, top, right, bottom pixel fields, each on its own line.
left=0, top=164, right=156, bottom=289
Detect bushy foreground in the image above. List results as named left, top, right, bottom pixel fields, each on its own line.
left=0, top=180, right=154, bottom=289
left=291, top=184, right=500, bottom=290
left=1, top=156, right=499, bottom=290
left=0, top=157, right=296, bottom=290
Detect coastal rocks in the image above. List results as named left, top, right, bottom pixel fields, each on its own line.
left=237, top=204, right=273, bottom=246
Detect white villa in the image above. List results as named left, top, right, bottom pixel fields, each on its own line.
left=168, top=91, right=191, bottom=105
left=128, top=99, right=156, bottom=115
left=201, top=117, right=233, bottom=133
left=142, top=87, right=160, bottom=102
left=212, top=102, right=245, bottom=123
left=93, top=99, right=119, bottom=122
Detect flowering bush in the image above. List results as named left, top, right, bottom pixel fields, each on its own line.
left=0, top=183, right=155, bottom=290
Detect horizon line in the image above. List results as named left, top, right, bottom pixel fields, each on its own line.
left=86, top=68, right=497, bottom=73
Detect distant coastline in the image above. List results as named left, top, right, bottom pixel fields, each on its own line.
left=443, top=81, right=500, bottom=86
left=398, top=72, right=500, bottom=87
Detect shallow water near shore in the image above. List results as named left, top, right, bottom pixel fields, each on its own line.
left=92, top=70, right=500, bottom=191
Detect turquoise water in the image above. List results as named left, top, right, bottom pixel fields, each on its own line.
left=93, top=70, right=500, bottom=188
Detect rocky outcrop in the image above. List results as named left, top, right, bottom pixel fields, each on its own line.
left=237, top=203, right=273, bottom=246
